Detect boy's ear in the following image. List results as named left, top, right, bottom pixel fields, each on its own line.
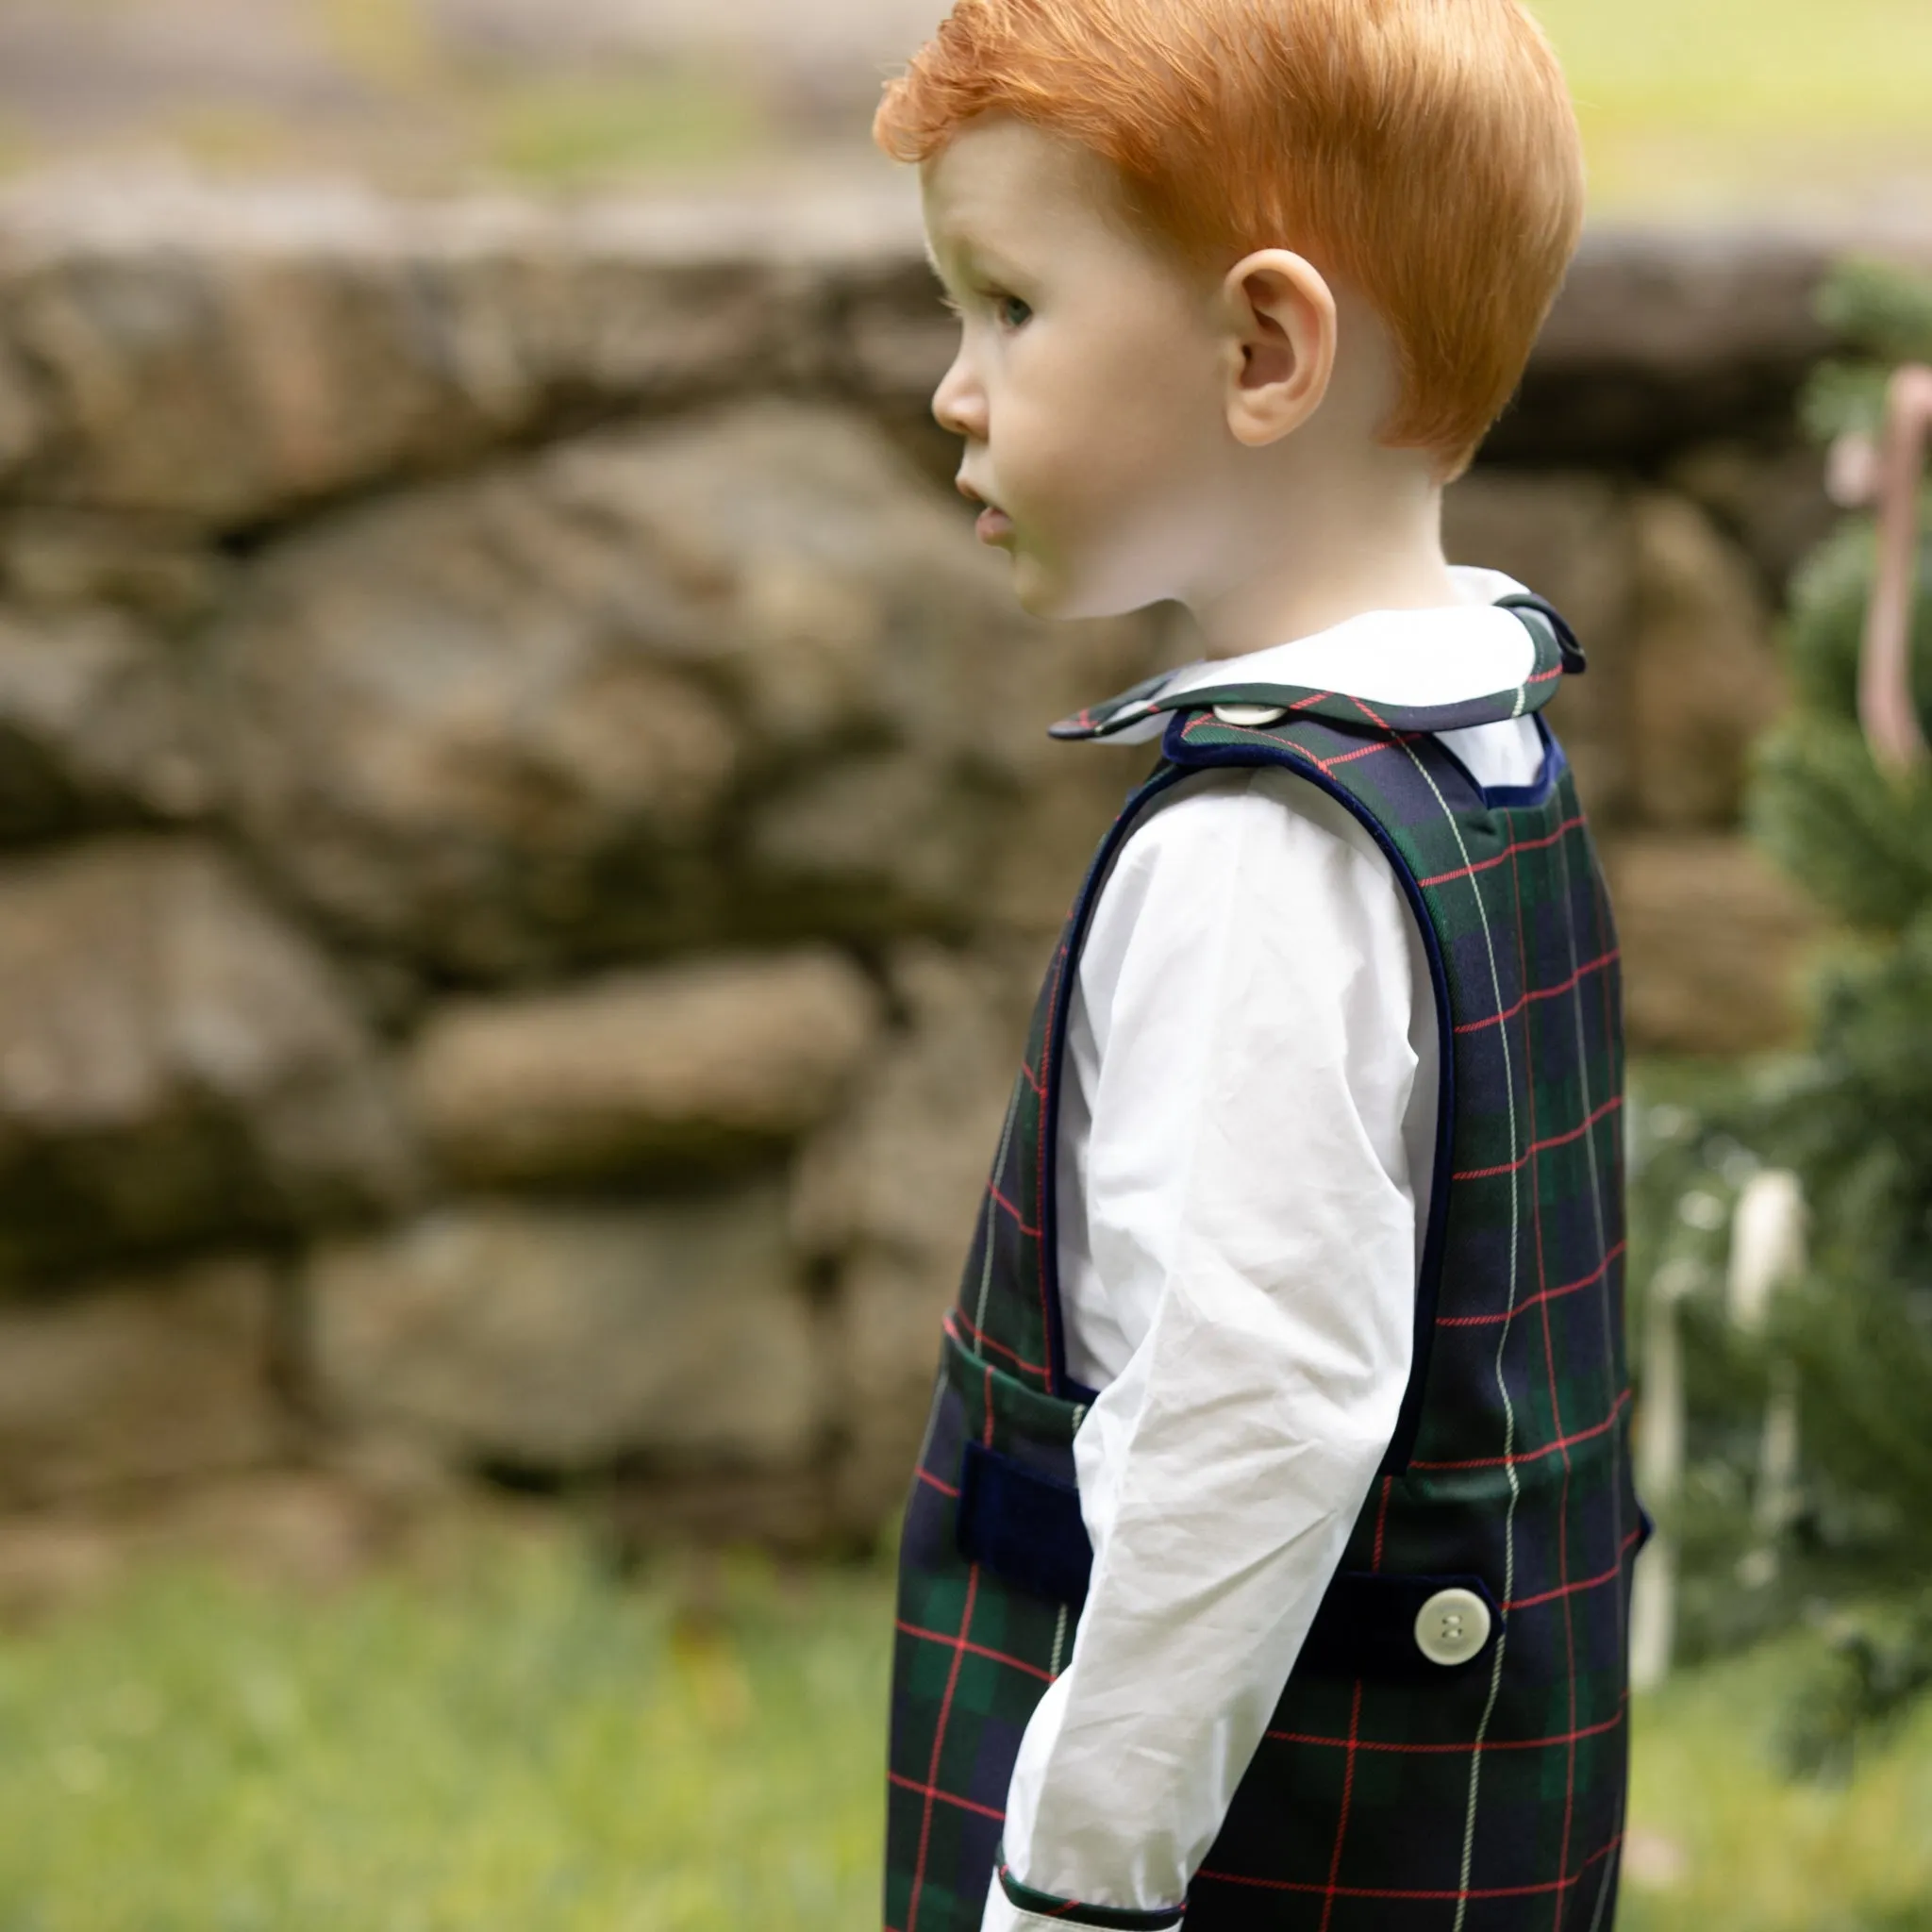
left=1220, top=250, right=1339, bottom=448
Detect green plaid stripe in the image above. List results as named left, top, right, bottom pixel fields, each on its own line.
left=888, top=599, right=1639, bottom=1931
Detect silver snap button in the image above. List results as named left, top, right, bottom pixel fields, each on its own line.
left=1211, top=703, right=1287, bottom=727
left=1414, top=1587, right=1491, bottom=1667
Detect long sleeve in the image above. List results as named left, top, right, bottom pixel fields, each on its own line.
left=981, top=763, right=1432, bottom=1930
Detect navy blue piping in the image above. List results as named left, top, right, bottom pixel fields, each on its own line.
left=996, top=1850, right=1188, bottom=1928
left=1494, top=591, right=1587, bottom=675
left=1152, top=720, right=1457, bottom=1477
left=1480, top=716, right=1565, bottom=811
left=1039, top=763, right=1196, bottom=1401
left=1436, top=712, right=1568, bottom=813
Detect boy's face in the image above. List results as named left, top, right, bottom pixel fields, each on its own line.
left=920, top=116, right=1235, bottom=620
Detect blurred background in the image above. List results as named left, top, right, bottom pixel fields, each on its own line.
left=0, top=0, right=1923, bottom=215
left=0, top=1, right=1927, bottom=1927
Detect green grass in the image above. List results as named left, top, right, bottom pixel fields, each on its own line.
left=1623, top=1642, right=1932, bottom=1930
left=479, top=72, right=770, bottom=189
left=2, top=0, right=1929, bottom=209
left=0, top=1529, right=1926, bottom=1929
left=1534, top=0, right=1932, bottom=212
left=0, top=1531, right=887, bottom=1930
left=1541, top=0, right=1932, bottom=131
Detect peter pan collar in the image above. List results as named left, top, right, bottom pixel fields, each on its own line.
left=1073, top=567, right=1542, bottom=745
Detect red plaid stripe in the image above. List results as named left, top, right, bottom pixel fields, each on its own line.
left=1197, top=1830, right=1622, bottom=1902
left=1406, top=1390, right=1632, bottom=1472
left=1266, top=1698, right=1629, bottom=1756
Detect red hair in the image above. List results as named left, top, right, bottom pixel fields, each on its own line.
left=875, top=0, right=1585, bottom=478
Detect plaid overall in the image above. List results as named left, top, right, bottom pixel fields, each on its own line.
left=887, top=596, right=1641, bottom=1931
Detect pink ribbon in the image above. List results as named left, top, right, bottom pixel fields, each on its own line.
left=1833, top=365, right=1932, bottom=776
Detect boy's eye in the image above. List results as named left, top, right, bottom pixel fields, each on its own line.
left=932, top=284, right=1030, bottom=329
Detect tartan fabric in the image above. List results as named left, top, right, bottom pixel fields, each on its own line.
left=887, top=598, right=1640, bottom=1932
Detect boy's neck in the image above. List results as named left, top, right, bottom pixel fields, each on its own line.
left=1183, top=444, right=1461, bottom=661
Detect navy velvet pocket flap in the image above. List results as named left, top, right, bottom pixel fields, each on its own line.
left=1299, top=1572, right=1504, bottom=1681
left=956, top=1441, right=1093, bottom=1608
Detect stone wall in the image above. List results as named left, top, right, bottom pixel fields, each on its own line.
left=0, top=178, right=1865, bottom=1579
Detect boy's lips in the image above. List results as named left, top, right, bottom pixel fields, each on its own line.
left=958, top=475, right=1012, bottom=543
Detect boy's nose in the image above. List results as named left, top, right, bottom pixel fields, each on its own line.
left=931, top=354, right=986, bottom=441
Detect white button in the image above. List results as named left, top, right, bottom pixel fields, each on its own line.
left=1211, top=703, right=1287, bottom=727
left=1414, top=1587, right=1492, bottom=1666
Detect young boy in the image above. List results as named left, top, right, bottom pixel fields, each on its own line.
left=876, top=4, right=1642, bottom=1928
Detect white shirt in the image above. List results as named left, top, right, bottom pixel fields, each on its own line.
left=983, top=569, right=1547, bottom=1931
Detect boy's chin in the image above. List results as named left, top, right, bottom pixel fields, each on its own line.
left=1008, top=558, right=1068, bottom=619
left=1008, top=551, right=1124, bottom=623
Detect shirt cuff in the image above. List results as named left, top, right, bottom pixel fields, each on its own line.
left=981, top=1858, right=1186, bottom=1931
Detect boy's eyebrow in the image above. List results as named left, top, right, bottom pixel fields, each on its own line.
left=924, top=228, right=1029, bottom=291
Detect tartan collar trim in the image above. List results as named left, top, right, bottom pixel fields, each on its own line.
left=1051, top=590, right=1585, bottom=742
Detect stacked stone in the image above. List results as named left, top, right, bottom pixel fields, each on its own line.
left=0, top=179, right=1855, bottom=1578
